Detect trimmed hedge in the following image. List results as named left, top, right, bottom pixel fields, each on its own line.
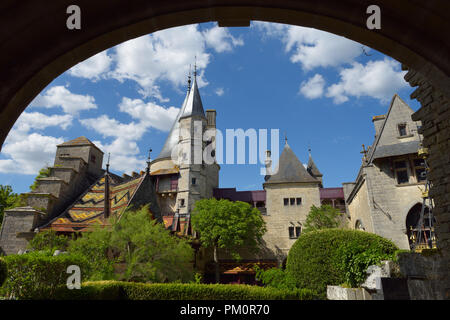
left=286, top=229, right=398, bottom=299
left=1, top=251, right=89, bottom=299
left=42, top=281, right=318, bottom=300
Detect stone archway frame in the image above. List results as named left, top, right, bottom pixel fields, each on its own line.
left=1, top=1, right=450, bottom=150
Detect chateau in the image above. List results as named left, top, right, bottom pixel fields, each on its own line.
left=0, top=76, right=429, bottom=282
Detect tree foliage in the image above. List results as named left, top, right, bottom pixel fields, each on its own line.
left=191, top=199, right=266, bottom=282
left=303, top=204, right=343, bottom=233
left=28, top=230, right=71, bottom=252
left=0, top=185, right=25, bottom=228
left=68, top=206, right=195, bottom=283
left=29, top=166, right=51, bottom=191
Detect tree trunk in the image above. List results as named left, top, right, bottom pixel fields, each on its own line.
left=214, top=245, right=220, bottom=283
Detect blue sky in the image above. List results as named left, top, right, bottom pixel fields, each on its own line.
left=0, top=22, right=420, bottom=194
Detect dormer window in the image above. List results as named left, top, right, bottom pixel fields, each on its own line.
left=398, top=123, right=407, bottom=137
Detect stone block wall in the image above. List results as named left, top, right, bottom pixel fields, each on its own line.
left=403, top=66, right=450, bottom=299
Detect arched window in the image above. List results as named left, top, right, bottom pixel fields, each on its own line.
left=406, top=203, right=436, bottom=251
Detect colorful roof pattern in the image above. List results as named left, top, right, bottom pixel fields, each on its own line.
left=44, top=174, right=145, bottom=232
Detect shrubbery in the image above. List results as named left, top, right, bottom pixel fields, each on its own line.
left=286, top=229, right=398, bottom=298
left=254, top=266, right=297, bottom=291
left=0, top=251, right=89, bottom=299
left=28, top=230, right=71, bottom=252
left=41, top=280, right=318, bottom=300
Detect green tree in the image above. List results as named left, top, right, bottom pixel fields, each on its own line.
left=109, top=206, right=194, bottom=283
left=191, top=199, right=266, bottom=283
left=303, top=204, right=343, bottom=233
left=0, top=185, right=25, bottom=228
left=68, top=206, right=194, bottom=283
left=29, top=166, right=51, bottom=191
left=28, top=230, right=71, bottom=252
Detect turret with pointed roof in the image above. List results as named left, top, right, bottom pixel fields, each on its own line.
left=156, top=75, right=206, bottom=160
left=307, top=152, right=323, bottom=187
left=264, top=142, right=319, bottom=185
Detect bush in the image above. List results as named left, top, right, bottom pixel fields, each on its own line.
left=286, top=229, right=398, bottom=299
left=0, top=258, right=7, bottom=287
left=42, top=281, right=318, bottom=300
left=1, top=251, right=89, bottom=299
left=28, top=230, right=71, bottom=252
left=254, top=267, right=297, bottom=291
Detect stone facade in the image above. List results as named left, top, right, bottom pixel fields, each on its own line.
left=344, top=95, right=428, bottom=250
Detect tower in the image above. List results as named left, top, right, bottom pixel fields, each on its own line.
left=150, top=69, right=219, bottom=216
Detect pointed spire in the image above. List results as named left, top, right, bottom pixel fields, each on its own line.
left=307, top=151, right=322, bottom=178
left=187, top=65, right=192, bottom=92
left=104, top=153, right=111, bottom=218
left=146, top=148, right=152, bottom=173
left=106, top=153, right=110, bottom=173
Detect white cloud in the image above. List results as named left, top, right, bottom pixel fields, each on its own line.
left=203, top=26, right=244, bottom=53
left=299, top=74, right=325, bottom=99
left=325, top=58, right=408, bottom=104
left=0, top=111, right=74, bottom=174
left=64, top=24, right=242, bottom=102
left=215, top=88, right=225, bottom=96
left=68, top=51, right=112, bottom=81
left=118, top=97, right=179, bottom=132
left=30, top=86, right=97, bottom=115
left=12, top=112, right=73, bottom=134
left=0, top=133, right=64, bottom=174
left=80, top=115, right=147, bottom=141
left=79, top=98, right=179, bottom=173
left=254, top=22, right=364, bottom=71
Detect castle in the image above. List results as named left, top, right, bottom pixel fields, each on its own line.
left=0, top=75, right=429, bottom=283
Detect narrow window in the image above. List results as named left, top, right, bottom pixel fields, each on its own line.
left=296, top=197, right=302, bottom=205
left=191, top=177, right=196, bottom=185
left=290, top=198, right=295, bottom=205
left=288, top=227, right=295, bottom=239
left=90, top=155, right=96, bottom=163
left=179, top=199, right=185, bottom=207
left=394, top=160, right=409, bottom=184
left=398, top=123, right=407, bottom=137
left=295, top=226, right=301, bottom=238
left=284, top=198, right=289, bottom=206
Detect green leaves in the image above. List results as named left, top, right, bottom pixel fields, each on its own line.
left=68, top=206, right=195, bottom=283
left=303, top=204, right=343, bottom=233
left=191, top=199, right=267, bottom=259
left=0, top=185, right=26, bottom=228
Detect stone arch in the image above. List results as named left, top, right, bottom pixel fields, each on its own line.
left=0, top=0, right=449, bottom=298
left=405, top=202, right=435, bottom=250
left=1, top=1, right=449, bottom=149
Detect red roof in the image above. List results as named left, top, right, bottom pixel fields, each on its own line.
left=320, top=188, right=344, bottom=199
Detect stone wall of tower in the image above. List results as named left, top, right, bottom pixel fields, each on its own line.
left=262, top=182, right=321, bottom=262
left=176, top=115, right=208, bottom=214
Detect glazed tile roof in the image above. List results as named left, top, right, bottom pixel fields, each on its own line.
left=43, top=174, right=145, bottom=232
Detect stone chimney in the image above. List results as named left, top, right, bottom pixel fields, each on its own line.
left=372, top=115, right=386, bottom=137
left=206, top=109, right=216, bottom=129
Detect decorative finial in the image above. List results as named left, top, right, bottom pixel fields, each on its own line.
left=308, top=142, right=312, bottom=157
left=284, top=132, right=288, bottom=145
left=187, top=65, right=192, bottom=91
left=194, top=56, right=197, bottom=79
left=146, top=148, right=152, bottom=174
left=106, top=153, right=110, bottom=173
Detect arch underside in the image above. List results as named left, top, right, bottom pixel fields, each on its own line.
left=0, top=1, right=449, bottom=150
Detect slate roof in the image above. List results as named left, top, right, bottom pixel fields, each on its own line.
left=156, top=76, right=206, bottom=160
left=57, top=136, right=104, bottom=153
left=264, top=143, right=318, bottom=184
left=307, top=155, right=322, bottom=177
left=371, top=140, right=421, bottom=160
